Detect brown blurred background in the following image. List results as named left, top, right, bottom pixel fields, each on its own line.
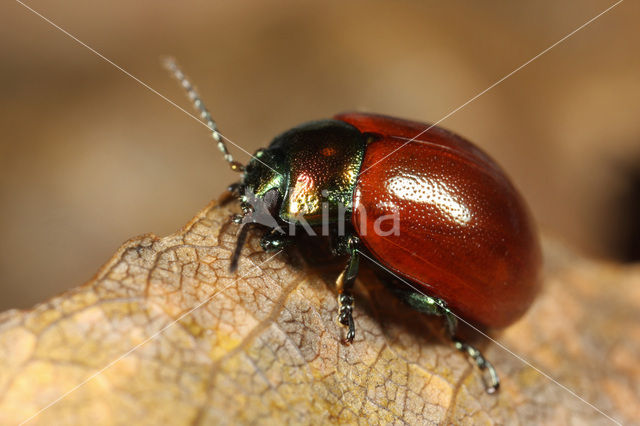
left=1, top=0, right=639, bottom=310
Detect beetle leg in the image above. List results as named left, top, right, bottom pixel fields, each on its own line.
left=230, top=221, right=258, bottom=272
left=452, top=337, right=500, bottom=394
left=433, top=299, right=500, bottom=394
left=389, top=288, right=500, bottom=393
left=336, top=235, right=360, bottom=344
left=260, top=229, right=292, bottom=252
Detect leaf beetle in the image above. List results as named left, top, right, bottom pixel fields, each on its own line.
left=166, top=60, right=541, bottom=394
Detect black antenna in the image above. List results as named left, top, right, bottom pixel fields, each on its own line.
left=164, top=58, right=245, bottom=173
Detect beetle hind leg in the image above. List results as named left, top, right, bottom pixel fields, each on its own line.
left=452, top=337, right=500, bottom=394
left=435, top=299, right=500, bottom=394
left=394, top=290, right=500, bottom=393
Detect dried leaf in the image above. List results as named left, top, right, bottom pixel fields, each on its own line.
left=0, top=201, right=637, bottom=425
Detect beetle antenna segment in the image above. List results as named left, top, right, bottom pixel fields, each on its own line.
left=163, top=58, right=245, bottom=173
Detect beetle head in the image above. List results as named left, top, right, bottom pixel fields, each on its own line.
left=229, top=148, right=287, bottom=271
left=238, top=148, right=287, bottom=226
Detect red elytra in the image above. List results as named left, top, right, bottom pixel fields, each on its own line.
left=337, top=113, right=542, bottom=329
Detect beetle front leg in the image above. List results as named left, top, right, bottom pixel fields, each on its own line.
left=336, top=235, right=360, bottom=344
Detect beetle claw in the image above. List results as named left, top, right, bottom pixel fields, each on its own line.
left=343, top=328, right=355, bottom=345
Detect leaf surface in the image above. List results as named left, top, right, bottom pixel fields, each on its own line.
left=0, top=201, right=637, bottom=425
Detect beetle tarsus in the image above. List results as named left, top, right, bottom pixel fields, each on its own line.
left=344, top=317, right=355, bottom=344
left=453, top=338, right=500, bottom=393
left=338, top=294, right=353, bottom=326
left=338, top=293, right=355, bottom=344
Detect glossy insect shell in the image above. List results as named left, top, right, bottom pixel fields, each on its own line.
left=242, top=112, right=541, bottom=330
left=337, top=113, right=541, bottom=329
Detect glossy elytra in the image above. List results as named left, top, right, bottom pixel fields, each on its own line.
left=166, top=60, right=541, bottom=394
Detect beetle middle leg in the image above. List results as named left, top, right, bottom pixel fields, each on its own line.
left=260, top=229, right=292, bottom=252
left=394, top=290, right=500, bottom=393
left=335, top=235, right=360, bottom=344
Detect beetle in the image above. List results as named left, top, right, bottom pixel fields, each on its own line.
left=166, top=60, right=541, bottom=393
